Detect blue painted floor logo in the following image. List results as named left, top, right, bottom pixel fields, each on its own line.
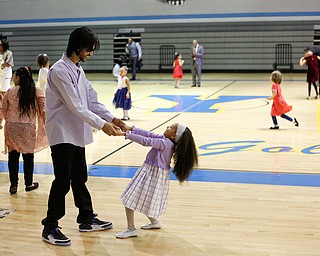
left=150, top=95, right=267, bottom=112
left=199, top=141, right=320, bottom=156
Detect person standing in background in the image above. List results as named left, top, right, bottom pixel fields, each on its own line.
left=126, top=37, right=142, bottom=81
left=112, top=55, right=125, bottom=80
left=1, top=66, right=48, bottom=195
left=0, top=38, right=14, bottom=125
left=113, top=66, right=132, bottom=121
left=36, top=53, right=50, bottom=93
left=299, top=48, right=320, bottom=99
left=310, top=46, right=320, bottom=85
left=173, top=52, right=184, bottom=88
left=191, top=40, right=204, bottom=87
left=0, top=38, right=14, bottom=94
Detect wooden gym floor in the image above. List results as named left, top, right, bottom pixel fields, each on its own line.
left=0, top=72, right=319, bottom=256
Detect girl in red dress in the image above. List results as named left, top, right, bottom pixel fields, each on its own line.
left=173, top=52, right=184, bottom=88
left=299, top=48, right=320, bottom=99
left=267, top=70, right=299, bottom=129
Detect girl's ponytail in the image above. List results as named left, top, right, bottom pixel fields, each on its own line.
left=15, top=66, right=38, bottom=118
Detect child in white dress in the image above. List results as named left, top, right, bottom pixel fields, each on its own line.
left=36, top=53, right=50, bottom=92
left=0, top=38, right=14, bottom=94
left=116, top=123, right=198, bottom=239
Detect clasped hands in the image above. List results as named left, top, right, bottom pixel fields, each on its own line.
left=102, top=118, right=132, bottom=136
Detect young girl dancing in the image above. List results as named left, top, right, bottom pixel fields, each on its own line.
left=173, top=52, right=184, bottom=88
left=113, top=66, right=131, bottom=120
left=299, top=48, right=320, bottom=99
left=116, top=123, right=198, bottom=239
left=267, top=70, right=299, bottom=129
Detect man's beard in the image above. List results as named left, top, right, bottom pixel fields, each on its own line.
left=79, top=55, right=88, bottom=62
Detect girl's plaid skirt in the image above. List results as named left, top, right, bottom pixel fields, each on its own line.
left=121, top=162, right=170, bottom=218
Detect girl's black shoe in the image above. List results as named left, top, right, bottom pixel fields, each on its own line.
left=25, top=182, right=39, bottom=191
left=270, top=126, right=279, bottom=130
left=9, top=185, right=17, bottom=195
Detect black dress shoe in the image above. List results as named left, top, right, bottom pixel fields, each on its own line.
left=9, top=185, right=17, bottom=195
left=25, top=182, right=39, bottom=192
left=198, top=85, right=201, bottom=87
left=191, top=84, right=196, bottom=87
left=270, top=126, right=279, bottom=130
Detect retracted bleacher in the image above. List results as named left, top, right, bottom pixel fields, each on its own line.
left=159, top=45, right=175, bottom=72
left=273, top=44, right=293, bottom=71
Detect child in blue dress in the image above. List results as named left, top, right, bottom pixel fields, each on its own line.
left=116, top=123, right=198, bottom=239
left=113, top=66, right=131, bottom=120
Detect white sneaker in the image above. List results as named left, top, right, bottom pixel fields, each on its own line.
left=116, top=229, right=138, bottom=239
left=140, top=221, right=161, bottom=230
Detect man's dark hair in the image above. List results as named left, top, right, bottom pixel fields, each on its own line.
left=66, top=26, right=100, bottom=57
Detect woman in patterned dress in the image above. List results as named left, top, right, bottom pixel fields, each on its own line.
left=116, top=123, right=198, bottom=239
left=1, top=66, right=48, bottom=194
left=267, top=70, right=299, bottom=130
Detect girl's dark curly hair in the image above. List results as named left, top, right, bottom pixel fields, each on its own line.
left=36, top=53, right=50, bottom=68
left=172, top=127, right=198, bottom=183
left=15, top=66, right=38, bottom=118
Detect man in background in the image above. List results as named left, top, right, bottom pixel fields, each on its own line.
left=191, top=39, right=204, bottom=87
left=126, top=37, right=142, bottom=80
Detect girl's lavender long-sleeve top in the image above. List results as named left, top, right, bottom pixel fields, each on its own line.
left=125, top=127, right=175, bottom=170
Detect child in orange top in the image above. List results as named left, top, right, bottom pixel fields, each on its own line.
left=173, top=52, right=184, bottom=88
left=267, top=70, right=299, bottom=129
